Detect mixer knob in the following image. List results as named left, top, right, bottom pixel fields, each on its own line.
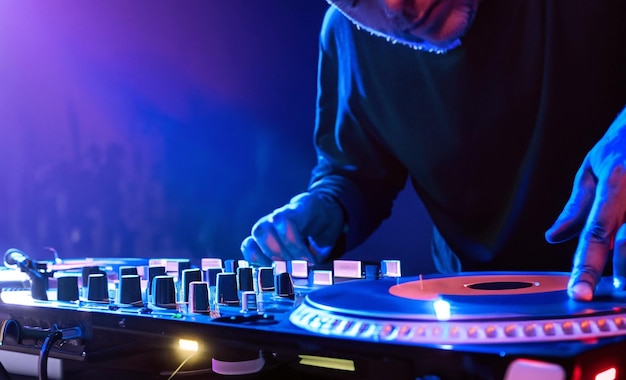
left=118, top=266, right=138, bottom=278
left=87, top=273, right=109, bottom=302
left=257, top=267, right=274, bottom=291
left=225, top=259, right=248, bottom=273
left=181, top=268, right=203, bottom=302
left=57, top=275, right=79, bottom=301
left=118, top=274, right=143, bottom=305
left=275, top=272, right=294, bottom=299
left=81, top=266, right=105, bottom=291
left=188, top=281, right=210, bottom=313
left=216, top=272, right=239, bottom=305
left=147, top=266, right=167, bottom=296
left=237, top=267, right=254, bottom=292
left=206, top=267, right=223, bottom=287
left=151, top=275, right=177, bottom=309
left=175, top=260, right=191, bottom=283
left=240, top=290, right=258, bottom=312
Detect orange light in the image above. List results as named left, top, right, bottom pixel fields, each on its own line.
left=595, top=367, right=616, bottom=380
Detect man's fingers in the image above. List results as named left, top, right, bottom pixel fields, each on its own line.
left=240, top=236, right=273, bottom=267
left=568, top=181, right=621, bottom=300
left=248, top=210, right=316, bottom=264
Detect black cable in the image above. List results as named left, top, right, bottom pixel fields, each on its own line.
left=38, top=330, right=62, bottom=380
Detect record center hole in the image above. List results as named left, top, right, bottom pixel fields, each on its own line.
left=466, top=281, right=535, bottom=291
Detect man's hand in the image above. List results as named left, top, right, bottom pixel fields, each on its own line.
left=240, top=192, right=345, bottom=267
left=546, top=107, right=626, bottom=301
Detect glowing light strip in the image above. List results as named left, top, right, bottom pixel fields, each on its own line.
left=298, top=355, right=355, bottom=371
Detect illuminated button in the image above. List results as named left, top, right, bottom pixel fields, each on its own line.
left=358, top=323, right=370, bottom=334
left=596, top=319, right=610, bottom=332
left=467, top=327, right=479, bottom=338
left=543, top=323, right=556, bottom=336
left=485, top=326, right=497, bottom=338
left=432, top=327, right=443, bottom=337
left=580, top=320, right=592, bottom=333
left=398, top=325, right=412, bottom=338
left=504, top=324, right=517, bottom=337
left=343, top=321, right=354, bottom=332
left=449, top=326, right=460, bottom=338
left=523, top=324, right=537, bottom=337
left=415, top=326, right=427, bottom=337
left=309, top=316, right=321, bottom=329
left=380, top=325, right=395, bottom=339
left=562, top=321, right=574, bottom=335
left=614, top=317, right=626, bottom=329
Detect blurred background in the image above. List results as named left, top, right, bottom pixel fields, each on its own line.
left=0, top=0, right=434, bottom=276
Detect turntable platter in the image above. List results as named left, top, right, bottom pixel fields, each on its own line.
left=289, top=272, right=626, bottom=345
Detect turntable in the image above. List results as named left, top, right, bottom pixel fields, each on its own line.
left=290, top=271, right=626, bottom=379
left=0, top=252, right=624, bottom=380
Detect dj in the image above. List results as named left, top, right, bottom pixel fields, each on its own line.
left=241, top=0, right=626, bottom=302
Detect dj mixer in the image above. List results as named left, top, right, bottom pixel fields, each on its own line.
left=0, top=248, right=625, bottom=380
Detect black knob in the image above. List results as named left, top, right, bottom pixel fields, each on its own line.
left=87, top=273, right=108, bottom=301
left=119, top=274, right=142, bottom=305
left=151, top=275, right=177, bottom=309
left=147, top=266, right=166, bottom=295
left=57, top=276, right=79, bottom=301
left=205, top=267, right=223, bottom=287
left=181, top=268, right=202, bottom=302
left=274, top=272, right=294, bottom=299
left=215, top=272, right=239, bottom=305
left=237, top=267, right=254, bottom=292
left=188, top=281, right=210, bottom=313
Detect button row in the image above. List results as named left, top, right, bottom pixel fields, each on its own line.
left=290, top=304, right=626, bottom=344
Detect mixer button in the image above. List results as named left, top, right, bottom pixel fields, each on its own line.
left=343, top=320, right=355, bottom=332
left=467, top=327, right=479, bottom=338
left=379, top=324, right=394, bottom=339
left=579, top=320, right=592, bottom=333
left=614, top=317, right=626, bottom=330
left=201, top=258, right=223, bottom=270
left=504, top=324, right=517, bottom=337
left=523, top=324, right=537, bottom=337
left=485, top=326, right=497, bottom=338
left=415, top=326, right=427, bottom=337
left=542, top=323, right=556, bottom=336
left=287, top=260, right=309, bottom=279
left=358, top=323, right=370, bottom=334
left=397, top=325, right=412, bottom=338
left=561, top=321, right=574, bottom=335
left=596, top=318, right=610, bottom=332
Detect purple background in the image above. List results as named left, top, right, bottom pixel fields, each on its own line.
left=0, top=1, right=434, bottom=275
